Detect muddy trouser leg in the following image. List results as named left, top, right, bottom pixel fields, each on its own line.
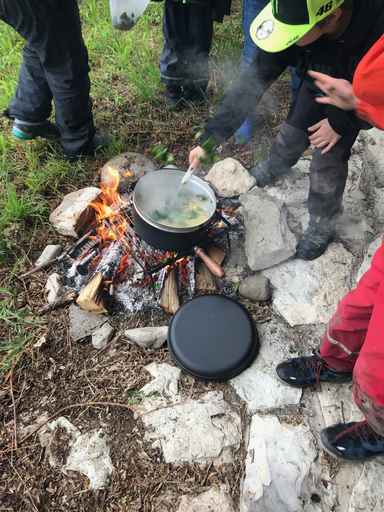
left=160, top=1, right=189, bottom=86
left=184, top=3, right=213, bottom=93
left=0, top=0, right=95, bottom=157
left=320, top=246, right=384, bottom=436
left=308, top=129, right=359, bottom=217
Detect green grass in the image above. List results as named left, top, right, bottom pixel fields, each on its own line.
left=0, top=0, right=244, bottom=375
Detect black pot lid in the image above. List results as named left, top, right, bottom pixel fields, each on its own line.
left=168, top=295, right=258, bottom=382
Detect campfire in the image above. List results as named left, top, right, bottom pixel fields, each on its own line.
left=59, top=167, right=238, bottom=316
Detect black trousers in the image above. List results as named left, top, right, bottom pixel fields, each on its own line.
left=160, top=0, right=213, bottom=90
left=269, top=85, right=361, bottom=217
left=0, top=0, right=95, bottom=157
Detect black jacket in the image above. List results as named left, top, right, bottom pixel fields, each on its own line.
left=203, top=0, right=384, bottom=145
left=152, top=0, right=232, bottom=23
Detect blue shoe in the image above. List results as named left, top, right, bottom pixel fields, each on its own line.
left=235, top=117, right=254, bottom=144
left=12, top=120, right=60, bottom=140
left=320, top=421, right=384, bottom=462
left=275, top=347, right=352, bottom=391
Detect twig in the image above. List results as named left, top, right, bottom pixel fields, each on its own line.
left=10, top=357, right=18, bottom=449
left=4, top=454, right=38, bottom=512
left=13, top=140, right=32, bottom=171
left=126, top=129, right=191, bottom=136
left=19, top=258, right=58, bottom=278
left=201, top=460, right=213, bottom=487
left=255, top=316, right=272, bottom=324
left=321, top=478, right=338, bottom=486
left=37, top=290, right=76, bottom=315
left=137, top=379, right=195, bottom=417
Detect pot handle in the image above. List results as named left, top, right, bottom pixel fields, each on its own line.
left=194, top=247, right=225, bottom=279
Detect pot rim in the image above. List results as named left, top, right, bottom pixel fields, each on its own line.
left=133, top=169, right=218, bottom=234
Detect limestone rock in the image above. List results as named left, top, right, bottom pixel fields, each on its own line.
left=49, top=187, right=101, bottom=238
left=205, top=158, right=255, bottom=197
left=68, top=304, right=106, bottom=342
left=35, top=245, right=62, bottom=266
left=101, top=152, right=157, bottom=193
left=240, top=188, right=296, bottom=271
left=316, top=381, right=363, bottom=428
left=239, top=275, right=271, bottom=302
left=45, top=273, right=66, bottom=303
left=230, top=322, right=302, bottom=412
left=38, top=417, right=114, bottom=489
left=242, top=415, right=319, bottom=512
left=139, top=365, right=241, bottom=465
left=92, top=323, right=115, bottom=349
left=262, top=243, right=353, bottom=326
left=356, top=236, right=382, bottom=283
left=349, top=460, right=384, bottom=512
left=177, top=487, right=235, bottom=512
left=125, top=326, right=168, bottom=349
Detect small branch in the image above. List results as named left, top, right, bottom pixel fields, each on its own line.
left=10, top=357, right=18, bottom=449
left=14, top=140, right=33, bottom=171
left=19, top=258, right=58, bottom=279
left=37, top=290, right=76, bottom=315
left=4, top=454, right=38, bottom=512
left=126, top=129, right=191, bottom=136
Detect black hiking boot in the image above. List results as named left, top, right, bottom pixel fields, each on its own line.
left=276, top=347, right=352, bottom=391
left=63, top=132, right=108, bottom=160
left=296, top=214, right=337, bottom=261
left=320, top=421, right=384, bottom=462
left=249, top=160, right=290, bottom=188
left=185, top=85, right=206, bottom=106
left=12, top=120, right=60, bottom=140
left=166, top=85, right=182, bottom=108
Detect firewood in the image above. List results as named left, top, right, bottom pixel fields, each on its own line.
left=76, top=272, right=107, bottom=313
left=195, top=260, right=217, bottom=294
left=206, top=245, right=226, bottom=266
left=37, top=290, right=77, bottom=315
left=158, top=267, right=180, bottom=315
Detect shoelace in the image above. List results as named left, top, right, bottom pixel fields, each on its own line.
left=301, top=356, right=332, bottom=392
left=334, top=420, right=382, bottom=442
left=302, top=224, right=329, bottom=243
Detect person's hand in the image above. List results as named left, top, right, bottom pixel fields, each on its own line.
left=308, top=118, right=341, bottom=154
left=308, top=71, right=358, bottom=111
left=189, top=146, right=207, bottom=168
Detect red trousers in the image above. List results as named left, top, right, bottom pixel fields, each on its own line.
left=321, top=245, right=384, bottom=436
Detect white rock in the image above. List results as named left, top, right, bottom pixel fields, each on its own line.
left=101, top=152, right=157, bottom=193
left=68, top=304, right=106, bottom=342
left=177, top=486, right=235, bottom=512
left=316, top=381, right=363, bottom=428
left=361, top=128, right=384, bottom=187
left=125, top=326, right=168, bottom=349
left=141, top=362, right=181, bottom=402
left=140, top=383, right=241, bottom=465
left=356, top=236, right=382, bottom=283
left=45, top=273, right=65, bottom=303
left=205, top=158, right=256, bottom=197
left=92, top=323, right=115, bottom=349
left=242, top=415, right=319, bottom=512
left=230, top=322, right=302, bottom=412
left=66, top=429, right=114, bottom=489
left=262, top=243, right=353, bottom=326
left=349, top=460, right=384, bottom=512
left=240, top=188, right=296, bottom=271
left=49, top=187, right=101, bottom=238
left=35, top=245, right=62, bottom=266
left=38, top=417, right=114, bottom=489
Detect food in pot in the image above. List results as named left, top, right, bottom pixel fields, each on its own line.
left=150, top=190, right=213, bottom=228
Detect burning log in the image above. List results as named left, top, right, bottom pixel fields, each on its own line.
left=77, top=241, right=125, bottom=313
left=158, top=267, right=180, bottom=315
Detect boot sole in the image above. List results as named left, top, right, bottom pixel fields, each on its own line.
left=12, top=128, right=59, bottom=140
left=296, top=234, right=335, bottom=261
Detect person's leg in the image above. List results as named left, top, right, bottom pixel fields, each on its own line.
left=184, top=3, right=214, bottom=104
left=160, top=0, right=189, bottom=106
left=1, top=0, right=98, bottom=157
left=296, top=128, right=359, bottom=260
left=319, top=246, right=384, bottom=461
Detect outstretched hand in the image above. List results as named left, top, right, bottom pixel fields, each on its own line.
left=308, top=70, right=358, bottom=111
left=189, top=146, right=207, bottom=168
left=308, top=118, right=341, bottom=154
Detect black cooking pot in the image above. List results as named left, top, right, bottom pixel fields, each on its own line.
left=132, top=169, right=218, bottom=252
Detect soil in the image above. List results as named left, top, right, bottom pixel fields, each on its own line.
left=0, top=62, right=292, bottom=511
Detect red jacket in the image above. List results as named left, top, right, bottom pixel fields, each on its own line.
left=354, top=34, right=384, bottom=130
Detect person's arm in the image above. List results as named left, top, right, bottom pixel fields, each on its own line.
left=201, top=49, right=290, bottom=147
